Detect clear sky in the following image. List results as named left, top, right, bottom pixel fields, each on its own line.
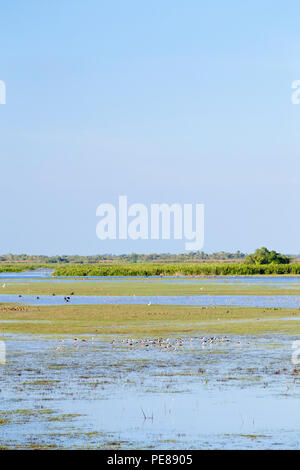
left=0, top=0, right=299, bottom=255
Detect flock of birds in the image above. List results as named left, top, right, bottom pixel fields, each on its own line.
left=53, top=335, right=234, bottom=353
left=2, top=284, right=242, bottom=354
left=111, top=335, right=232, bottom=351
left=53, top=335, right=233, bottom=353
left=2, top=285, right=153, bottom=306
left=55, top=336, right=96, bottom=351
left=4, top=286, right=154, bottom=307
left=9, top=292, right=75, bottom=303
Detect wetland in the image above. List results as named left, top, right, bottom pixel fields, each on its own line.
left=0, top=273, right=300, bottom=449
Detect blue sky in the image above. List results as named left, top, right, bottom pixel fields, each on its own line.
left=0, top=0, right=299, bottom=255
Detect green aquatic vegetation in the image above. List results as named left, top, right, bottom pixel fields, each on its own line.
left=0, top=409, right=55, bottom=426
left=86, top=432, right=101, bottom=438
left=19, top=443, right=58, bottom=450
left=47, top=413, right=81, bottom=422
left=12, top=409, right=54, bottom=417
left=225, top=434, right=268, bottom=439
left=1, top=303, right=300, bottom=336
left=160, top=439, right=178, bottom=444
left=37, top=409, right=54, bottom=415
left=5, top=279, right=300, bottom=296
left=0, top=418, right=10, bottom=425
left=53, top=262, right=300, bottom=277
left=48, top=364, right=66, bottom=370
left=153, top=372, right=198, bottom=377
left=22, top=380, right=59, bottom=386
left=13, top=409, right=41, bottom=415
left=0, top=264, right=38, bottom=273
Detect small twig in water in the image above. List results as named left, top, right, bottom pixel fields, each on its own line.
left=140, top=406, right=153, bottom=421
left=140, top=406, right=146, bottom=420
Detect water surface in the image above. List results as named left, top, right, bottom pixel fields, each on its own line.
left=0, top=333, right=299, bottom=449
left=2, top=293, right=300, bottom=308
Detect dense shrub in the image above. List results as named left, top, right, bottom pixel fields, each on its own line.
left=53, top=262, right=300, bottom=277
left=0, top=264, right=37, bottom=273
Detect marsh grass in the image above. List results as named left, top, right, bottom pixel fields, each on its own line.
left=22, top=380, right=60, bottom=386
left=3, top=281, right=300, bottom=297
left=0, top=303, right=300, bottom=335
left=47, top=413, right=81, bottom=422
left=0, top=264, right=38, bottom=273
left=0, top=409, right=55, bottom=425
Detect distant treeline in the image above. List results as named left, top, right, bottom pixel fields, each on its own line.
left=0, top=251, right=247, bottom=264
left=53, top=263, right=300, bottom=277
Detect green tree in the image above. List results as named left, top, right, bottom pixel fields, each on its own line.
left=245, top=247, right=290, bottom=265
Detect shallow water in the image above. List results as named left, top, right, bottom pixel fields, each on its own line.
left=2, top=293, right=300, bottom=308
left=0, top=270, right=53, bottom=279
left=2, top=271, right=300, bottom=286
left=1, top=332, right=300, bottom=449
